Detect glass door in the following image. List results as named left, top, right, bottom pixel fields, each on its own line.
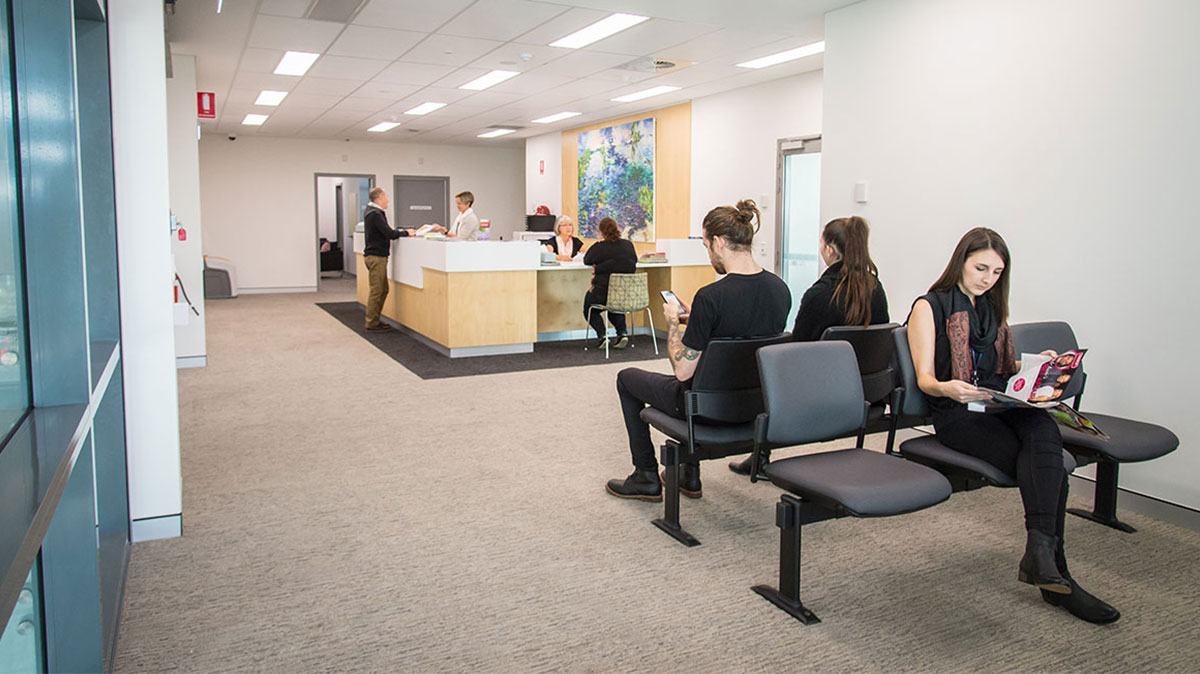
left=776, top=137, right=822, bottom=329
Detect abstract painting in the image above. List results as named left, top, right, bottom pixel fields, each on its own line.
left=577, top=118, right=655, bottom=241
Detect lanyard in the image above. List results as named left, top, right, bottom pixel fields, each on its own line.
left=971, top=349, right=981, bottom=387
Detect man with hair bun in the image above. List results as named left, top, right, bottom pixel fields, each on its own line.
left=606, top=199, right=791, bottom=501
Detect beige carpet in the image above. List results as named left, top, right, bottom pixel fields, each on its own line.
left=115, top=278, right=1200, bottom=673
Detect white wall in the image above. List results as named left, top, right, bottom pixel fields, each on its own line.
left=525, top=131, right=562, bottom=216
left=691, top=71, right=824, bottom=271
left=109, top=0, right=183, bottom=540
left=823, top=0, right=1200, bottom=508
left=199, top=137, right=524, bottom=290
left=165, top=53, right=207, bottom=364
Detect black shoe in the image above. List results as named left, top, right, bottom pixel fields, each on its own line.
left=729, top=453, right=768, bottom=477
left=1041, top=574, right=1120, bottom=624
left=613, top=335, right=629, bottom=349
left=1018, top=530, right=1072, bottom=594
left=606, top=470, right=662, bottom=502
left=365, top=323, right=392, bottom=332
left=594, top=337, right=609, bottom=349
left=660, top=464, right=702, bottom=499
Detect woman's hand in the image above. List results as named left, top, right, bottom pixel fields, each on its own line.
left=1039, top=349, right=1058, bottom=358
left=556, top=254, right=572, bottom=262
left=940, top=379, right=993, bottom=403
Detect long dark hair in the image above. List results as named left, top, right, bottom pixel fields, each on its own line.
left=702, top=199, right=759, bottom=251
left=929, top=227, right=1011, bottom=325
left=597, top=217, right=621, bottom=242
left=823, top=216, right=878, bottom=327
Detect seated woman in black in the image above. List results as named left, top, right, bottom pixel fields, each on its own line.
left=730, top=215, right=889, bottom=475
left=542, top=215, right=585, bottom=261
left=582, top=217, right=637, bottom=349
left=908, top=227, right=1118, bottom=624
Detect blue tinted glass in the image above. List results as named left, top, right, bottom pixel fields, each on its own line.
left=0, top=0, right=30, bottom=438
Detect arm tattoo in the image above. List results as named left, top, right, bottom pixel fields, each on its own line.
left=667, top=320, right=701, bottom=366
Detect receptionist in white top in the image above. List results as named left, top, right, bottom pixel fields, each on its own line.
left=446, top=190, right=480, bottom=240
left=543, top=215, right=585, bottom=261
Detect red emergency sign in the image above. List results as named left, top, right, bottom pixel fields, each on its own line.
left=197, top=92, right=216, bottom=119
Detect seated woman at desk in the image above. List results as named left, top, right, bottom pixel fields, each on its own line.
left=582, top=217, right=637, bottom=349
left=543, top=215, right=586, bottom=261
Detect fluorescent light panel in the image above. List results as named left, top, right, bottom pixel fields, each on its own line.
left=477, top=128, right=516, bottom=138
left=273, top=51, right=320, bottom=76
left=242, top=114, right=268, bottom=126
left=610, top=85, right=680, bottom=103
left=367, top=122, right=401, bottom=132
left=404, top=102, right=447, bottom=116
left=531, top=111, right=581, bottom=124
left=459, top=70, right=519, bottom=91
left=549, top=13, right=649, bottom=49
left=736, top=41, right=825, bottom=69
left=255, top=90, right=288, bottom=106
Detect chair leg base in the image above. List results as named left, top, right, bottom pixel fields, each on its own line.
left=1067, top=507, right=1137, bottom=533
left=751, top=585, right=821, bottom=625
left=652, top=518, right=701, bottom=547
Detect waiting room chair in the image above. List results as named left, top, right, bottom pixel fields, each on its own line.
left=586, top=272, right=657, bottom=358
left=820, top=323, right=903, bottom=449
left=1010, top=321, right=1179, bottom=532
left=639, top=333, right=792, bottom=546
left=748, top=342, right=953, bottom=624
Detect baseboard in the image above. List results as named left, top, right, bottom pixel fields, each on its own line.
left=238, top=286, right=317, bottom=294
left=1069, top=475, right=1200, bottom=533
left=131, top=514, right=182, bottom=542
left=176, top=355, right=207, bottom=369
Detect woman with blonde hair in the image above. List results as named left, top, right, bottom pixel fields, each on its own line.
left=543, top=215, right=585, bottom=261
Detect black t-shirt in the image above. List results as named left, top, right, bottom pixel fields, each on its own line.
left=682, top=270, right=791, bottom=352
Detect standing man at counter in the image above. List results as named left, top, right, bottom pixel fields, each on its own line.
left=363, top=187, right=415, bottom=332
left=446, top=191, right=480, bottom=240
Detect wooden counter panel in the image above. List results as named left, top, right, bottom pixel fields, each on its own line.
left=537, top=268, right=591, bottom=332
left=445, top=271, right=536, bottom=348
left=386, top=269, right=449, bottom=346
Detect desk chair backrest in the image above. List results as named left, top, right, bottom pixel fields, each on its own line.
left=1010, top=321, right=1086, bottom=402
left=821, top=323, right=900, bottom=405
left=892, top=327, right=931, bottom=418
left=605, top=273, right=649, bottom=312
left=757, top=342, right=866, bottom=446
left=687, top=334, right=793, bottom=424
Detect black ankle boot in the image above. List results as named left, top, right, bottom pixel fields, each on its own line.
left=1041, top=574, right=1120, bottom=624
left=606, top=469, right=662, bottom=502
left=660, top=464, right=702, bottom=499
left=729, top=453, right=768, bottom=477
left=1018, top=530, right=1072, bottom=594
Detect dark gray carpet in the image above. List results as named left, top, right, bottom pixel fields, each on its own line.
left=317, top=300, right=665, bottom=379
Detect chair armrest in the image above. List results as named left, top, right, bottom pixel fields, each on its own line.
left=751, top=412, right=769, bottom=483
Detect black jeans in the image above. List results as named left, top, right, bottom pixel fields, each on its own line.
left=934, top=406, right=1067, bottom=536
left=616, top=368, right=689, bottom=471
left=583, top=290, right=627, bottom=340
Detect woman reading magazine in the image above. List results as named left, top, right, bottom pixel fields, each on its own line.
left=907, top=227, right=1119, bottom=624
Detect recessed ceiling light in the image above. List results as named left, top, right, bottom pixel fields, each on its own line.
left=531, top=111, right=582, bottom=124
left=459, top=70, right=519, bottom=91
left=242, top=114, right=268, bottom=126
left=736, top=41, right=825, bottom=69
left=550, top=13, right=649, bottom=49
left=254, top=90, right=288, bottom=106
left=610, top=85, right=681, bottom=103
left=368, top=121, right=401, bottom=133
left=273, top=51, right=320, bottom=76
left=477, top=128, right=516, bottom=138
left=404, top=102, right=447, bottom=116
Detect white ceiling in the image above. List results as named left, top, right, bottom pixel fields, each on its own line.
left=167, top=0, right=859, bottom=147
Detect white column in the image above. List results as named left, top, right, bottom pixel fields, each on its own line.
left=166, top=53, right=208, bottom=367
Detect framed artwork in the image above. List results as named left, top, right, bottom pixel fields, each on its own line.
left=577, top=117, right=655, bottom=241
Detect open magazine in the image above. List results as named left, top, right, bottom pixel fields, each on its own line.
left=972, top=349, right=1109, bottom=439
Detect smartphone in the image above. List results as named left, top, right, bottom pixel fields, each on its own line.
left=660, top=289, right=679, bottom=305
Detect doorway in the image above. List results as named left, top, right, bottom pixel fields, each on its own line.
left=314, top=173, right=374, bottom=288
left=393, top=175, right=450, bottom=231
left=775, top=136, right=822, bottom=329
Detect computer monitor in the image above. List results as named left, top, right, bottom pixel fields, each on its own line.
left=525, top=214, right=556, bottom=232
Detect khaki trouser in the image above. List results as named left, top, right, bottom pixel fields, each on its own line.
left=364, top=255, right=389, bottom=327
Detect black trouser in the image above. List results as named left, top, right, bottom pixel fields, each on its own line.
left=616, top=368, right=690, bottom=471
left=583, top=290, right=627, bottom=340
left=934, top=406, right=1066, bottom=536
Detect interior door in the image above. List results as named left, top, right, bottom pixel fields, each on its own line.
left=393, top=175, right=449, bottom=230
left=776, top=137, right=822, bottom=330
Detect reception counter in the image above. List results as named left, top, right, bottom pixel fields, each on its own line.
left=353, top=234, right=714, bottom=357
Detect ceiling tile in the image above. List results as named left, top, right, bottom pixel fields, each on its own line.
left=292, top=77, right=363, bottom=96
left=394, top=86, right=477, bottom=104
left=239, top=47, right=286, bottom=74
left=257, top=0, right=311, bottom=18
left=307, top=55, right=391, bottom=81
left=660, top=28, right=791, bottom=64
left=401, top=34, right=505, bottom=67
left=512, top=7, right=610, bottom=48
left=230, top=71, right=301, bottom=91
left=529, top=50, right=630, bottom=79
left=578, top=18, right=720, bottom=57
left=279, top=92, right=346, bottom=109
left=439, top=0, right=568, bottom=42
left=327, top=25, right=426, bottom=61
left=246, top=15, right=346, bottom=53
left=371, top=62, right=457, bottom=86
left=352, top=0, right=475, bottom=33
left=352, top=81, right=422, bottom=99
left=331, top=96, right=396, bottom=113
left=465, top=43, right=569, bottom=73
left=486, top=71, right=575, bottom=96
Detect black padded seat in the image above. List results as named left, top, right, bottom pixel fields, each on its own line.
left=1060, top=412, right=1178, bottom=462
left=900, top=435, right=1078, bottom=488
left=764, top=448, right=952, bottom=517
left=640, top=408, right=755, bottom=457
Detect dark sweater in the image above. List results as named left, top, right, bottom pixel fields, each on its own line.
left=363, top=204, right=409, bottom=257
left=582, top=239, right=637, bottom=300
left=791, top=261, right=890, bottom=342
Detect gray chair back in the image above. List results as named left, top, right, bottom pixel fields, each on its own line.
left=821, top=323, right=900, bottom=405
left=1010, top=321, right=1085, bottom=401
left=687, top=334, right=792, bottom=424
left=891, top=327, right=930, bottom=418
left=757, top=342, right=866, bottom=446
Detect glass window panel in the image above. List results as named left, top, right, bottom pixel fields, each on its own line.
left=0, top=0, right=30, bottom=440
left=781, top=151, right=822, bottom=329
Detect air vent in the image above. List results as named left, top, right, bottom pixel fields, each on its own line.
left=306, top=0, right=367, bottom=23
left=615, top=57, right=692, bottom=74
